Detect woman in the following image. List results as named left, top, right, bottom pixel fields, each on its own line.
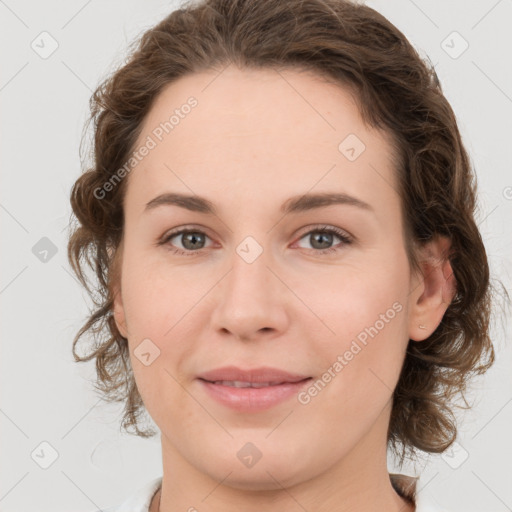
left=67, top=0, right=497, bottom=510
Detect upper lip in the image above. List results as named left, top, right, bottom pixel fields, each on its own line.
left=197, top=366, right=311, bottom=384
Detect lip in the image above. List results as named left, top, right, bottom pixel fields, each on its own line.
left=196, top=366, right=312, bottom=412
left=197, top=366, right=310, bottom=384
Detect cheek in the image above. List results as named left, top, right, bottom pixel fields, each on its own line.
left=120, top=247, right=201, bottom=337
left=294, top=273, right=408, bottom=442
left=119, top=253, right=193, bottom=397
left=302, top=253, right=410, bottom=384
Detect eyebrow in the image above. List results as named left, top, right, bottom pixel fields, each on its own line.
left=144, top=191, right=374, bottom=215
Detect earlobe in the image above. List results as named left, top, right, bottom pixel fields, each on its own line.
left=408, top=235, right=457, bottom=341
left=112, top=283, right=128, bottom=339
left=109, top=242, right=128, bottom=339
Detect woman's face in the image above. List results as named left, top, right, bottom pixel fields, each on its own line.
left=113, top=66, right=423, bottom=488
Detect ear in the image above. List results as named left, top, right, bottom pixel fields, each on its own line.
left=408, top=235, right=457, bottom=341
left=112, top=281, right=128, bottom=339
left=109, top=242, right=128, bottom=339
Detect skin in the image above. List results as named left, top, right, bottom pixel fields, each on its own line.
left=112, top=65, right=456, bottom=512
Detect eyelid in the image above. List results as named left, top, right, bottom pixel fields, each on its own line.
left=158, top=223, right=354, bottom=255
left=158, top=224, right=216, bottom=247
left=160, top=224, right=352, bottom=241
left=294, top=224, right=353, bottom=242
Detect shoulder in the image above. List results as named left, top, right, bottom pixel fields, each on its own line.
left=93, top=476, right=162, bottom=512
left=390, top=473, right=452, bottom=512
left=415, top=486, right=452, bottom=512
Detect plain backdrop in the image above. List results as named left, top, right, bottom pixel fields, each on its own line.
left=1, top=1, right=511, bottom=511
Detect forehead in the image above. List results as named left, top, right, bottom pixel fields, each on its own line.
left=125, top=65, right=399, bottom=216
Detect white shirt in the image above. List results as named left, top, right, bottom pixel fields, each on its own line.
left=97, top=476, right=451, bottom=512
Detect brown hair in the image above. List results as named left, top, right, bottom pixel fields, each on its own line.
left=68, top=0, right=498, bottom=469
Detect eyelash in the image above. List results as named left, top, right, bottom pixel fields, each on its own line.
left=158, top=224, right=353, bottom=257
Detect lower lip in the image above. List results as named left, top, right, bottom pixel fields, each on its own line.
left=197, top=378, right=312, bottom=412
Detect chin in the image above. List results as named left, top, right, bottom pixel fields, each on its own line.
left=210, top=466, right=307, bottom=492
left=195, top=446, right=313, bottom=491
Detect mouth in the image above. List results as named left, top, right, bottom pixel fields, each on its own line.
left=197, top=377, right=313, bottom=412
left=199, top=378, right=311, bottom=388
left=196, top=365, right=311, bottom=384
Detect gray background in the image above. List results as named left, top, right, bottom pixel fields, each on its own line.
left=1, top=0, right=511, bottom=511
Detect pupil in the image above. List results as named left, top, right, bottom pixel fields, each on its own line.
left=312, top=232, right=332, bottom=249
left=183, top=232, right=204, bottom=249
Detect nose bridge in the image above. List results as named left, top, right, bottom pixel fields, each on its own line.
left=210, top=233, right=288, bottom=338
left=226, top=235, right=276, bottom=305
left=223, top=221, right=274, bottom=292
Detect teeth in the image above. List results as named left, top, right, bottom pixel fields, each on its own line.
left=213, top=380, right=283, bottom=388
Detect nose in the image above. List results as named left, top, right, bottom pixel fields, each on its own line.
left=209, top=240, right=290, bottom=342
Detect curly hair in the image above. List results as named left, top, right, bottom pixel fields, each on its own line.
left=67, top=0, right=497, bottom=468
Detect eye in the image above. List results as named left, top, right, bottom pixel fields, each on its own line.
left=158, top=224, right=353, bottom=257
left=158, top=227, right=213, bottom=256
left=294, top=225, right=353, bottom=255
